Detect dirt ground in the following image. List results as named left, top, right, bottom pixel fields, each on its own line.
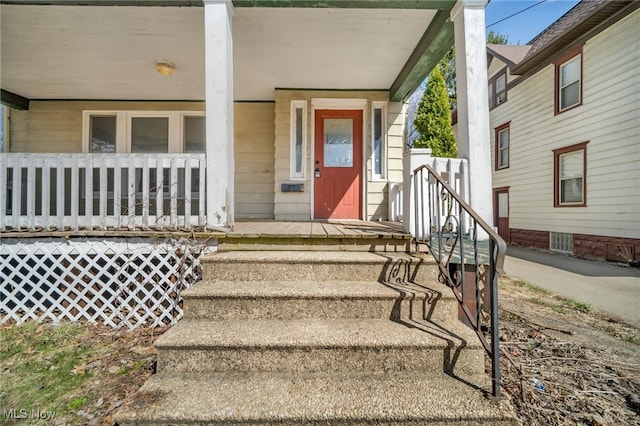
left=1, top=273, right=639, bottom=425
left=497, top=275, right=640, bottom=426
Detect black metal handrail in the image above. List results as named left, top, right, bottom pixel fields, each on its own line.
left=413, top=164, right=507, bottom=398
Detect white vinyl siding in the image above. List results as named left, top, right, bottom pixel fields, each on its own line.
left=490, top=10, right=640, bottom=239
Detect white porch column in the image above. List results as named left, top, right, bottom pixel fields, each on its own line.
left=451, top=0, right=493, bottom=234
left=204, top=0, right=234, bottom=228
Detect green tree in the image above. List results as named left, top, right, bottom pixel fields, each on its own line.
left=413, top=65, right=457, bottom=158
left=487, top=29, right=509, bottom=45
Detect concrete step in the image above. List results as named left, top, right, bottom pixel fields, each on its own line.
left=182, top=279, right=458, bottom=321
left=202, top=251, right=438, bottom=283
left=114, top=371, right=518, bottom=425
left=219, top=236, right=412, bottom=252
left=155, top=318, right=485, bottom=375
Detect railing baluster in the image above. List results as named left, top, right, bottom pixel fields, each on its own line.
left=156, top=159, right=164, bottom=228
left=142, top=157, right=150, bottom=230
left=184, top=157, right=192, bottom=229
left=12, top=155, right=22, bottom=229
left=56, top=155, right=64, bottom=230
left=42, top=162, right=51, bottom=231
left=70, top=161, right=79, bottom=231
left=99, top=156, right=108, bottom=230
left=170, top=157, right=178, bottom=228
left=26, top=161, right=36, bottom=231
left=199, top=155, right=206, bottom=227
left=0, top=154, right=8, bottom=231
left=85, top=156, right=93, bottom=230
left=113, top=159, right=121, bottom=229
left=127, top=158, right=136, bottom=230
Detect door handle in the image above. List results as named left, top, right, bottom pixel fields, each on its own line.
left=315, top=168, right=321, bottom=178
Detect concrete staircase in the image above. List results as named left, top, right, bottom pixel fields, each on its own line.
left=115, top=251, right=517, bottom=425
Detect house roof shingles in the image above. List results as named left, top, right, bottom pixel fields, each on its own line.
left=492, top=0, right=638, bottom=75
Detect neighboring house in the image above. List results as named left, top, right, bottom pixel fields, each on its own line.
left=487, top=0, right=639, bottom=263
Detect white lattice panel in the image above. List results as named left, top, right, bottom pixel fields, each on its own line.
left=1, top=237, right=216, bottom=329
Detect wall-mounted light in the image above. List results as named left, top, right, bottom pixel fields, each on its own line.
left=155, top=61, right=175, bottom=76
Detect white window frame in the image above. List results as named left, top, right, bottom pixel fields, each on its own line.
left=82, top=111, right=205, bottom=153
left=371, top=101, right=387, bottom=180
left=289, top=100, right=307, bottom=180
left=182, top=114, right=207, bottom=153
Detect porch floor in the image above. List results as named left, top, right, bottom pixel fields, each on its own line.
left=0, top=221, right=411, bottom=252
left=220, top=220, right=410, bottom=252
left=226, top=220, right=408, bottom=240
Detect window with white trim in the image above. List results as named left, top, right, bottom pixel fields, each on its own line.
left=290, top=100, right=307, bottom=180
left=89, top=115, right=117, bottom=153
left=83, top=111, right=205, bottom=153
left=371, top=102, right=387, bottom=180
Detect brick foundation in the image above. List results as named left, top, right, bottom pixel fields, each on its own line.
left=573, top=234, right=640, bottom=262
left=510, top=228, right=549, bottom=250
left=509, top=228, right=640, bottom=263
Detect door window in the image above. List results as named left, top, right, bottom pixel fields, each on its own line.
left=323, top=118, right=353, bottom=167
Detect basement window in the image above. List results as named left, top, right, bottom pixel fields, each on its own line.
left=550, top=232, right=573, bottom=253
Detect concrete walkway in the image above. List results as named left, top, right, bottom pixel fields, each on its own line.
left=503, top=246, right=640, bottom=327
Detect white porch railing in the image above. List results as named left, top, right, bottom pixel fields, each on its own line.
left=392, top=153, right=470, bottom=236
left=0, top=153, right=207, bottom=232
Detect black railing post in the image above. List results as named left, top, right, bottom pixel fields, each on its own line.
left=490, top=238, right=501, bottom=398
left=413, top=164, right=506, bottom=399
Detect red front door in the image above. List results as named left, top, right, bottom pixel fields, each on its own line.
left=314, top=110, right=362, bottom=219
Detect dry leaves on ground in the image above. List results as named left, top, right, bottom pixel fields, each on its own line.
left=497, top=276, right=640, bottom=426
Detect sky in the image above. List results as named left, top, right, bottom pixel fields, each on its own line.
left=485, top=0, right=581, bottom=45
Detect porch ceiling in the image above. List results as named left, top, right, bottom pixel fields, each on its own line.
left=0, top=4, right=443, bottom=103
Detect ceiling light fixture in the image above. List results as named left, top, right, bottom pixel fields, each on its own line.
left=155, top=61, right=175, bottom=76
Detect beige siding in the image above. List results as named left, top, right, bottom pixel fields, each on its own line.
left=490, top=10, right=640, bottom=239
left=8, top=101, right=205, bottom=153
left=273, top=90, right=400, bottom=221
left=8, top=100, right=275, bottom=218
left=234, top=102, right=275, bottom=219
left=488, top=57, right=506, bottom=80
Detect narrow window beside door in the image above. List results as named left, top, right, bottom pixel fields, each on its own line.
left=372, top=102, right=386, bottom=179
left=290, top=100, right=307, bottom=179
